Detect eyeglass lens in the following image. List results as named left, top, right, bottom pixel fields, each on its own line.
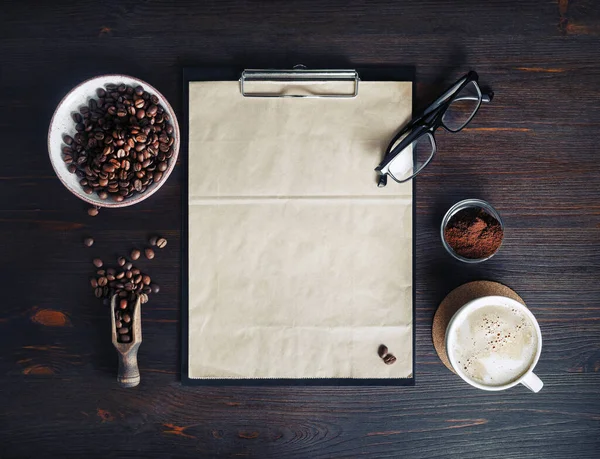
left=388, top=132, right=435, bottom=182
left=441, top=80, right=482, bottom=132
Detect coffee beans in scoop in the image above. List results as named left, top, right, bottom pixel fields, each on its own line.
left=61, top=83, right=175, bottom=203
left=115, top=297, right=136, bottom=343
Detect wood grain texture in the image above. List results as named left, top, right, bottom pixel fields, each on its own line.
left=1, top=0, right=599, bottom=457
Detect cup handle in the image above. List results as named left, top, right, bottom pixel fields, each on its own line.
left=521, top=372, right=543, bottom=392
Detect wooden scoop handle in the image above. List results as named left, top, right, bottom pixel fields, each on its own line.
left=117, top=349, right=140, bottom=388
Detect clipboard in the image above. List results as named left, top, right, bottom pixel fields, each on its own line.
left=181, top=66, right=415, bottom=386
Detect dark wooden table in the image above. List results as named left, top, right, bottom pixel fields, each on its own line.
left=2, top=1, right=600, bottom=457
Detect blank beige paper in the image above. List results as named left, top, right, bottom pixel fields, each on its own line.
left=188, top=80, right=413, bottom=379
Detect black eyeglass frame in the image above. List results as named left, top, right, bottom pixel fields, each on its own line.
left=375, top=71, right=494, bottom=186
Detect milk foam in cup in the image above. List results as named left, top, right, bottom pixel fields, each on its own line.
left=446, top=296, right=543, bottom=392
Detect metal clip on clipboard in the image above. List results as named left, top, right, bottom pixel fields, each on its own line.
left=240, top=66, right=360, bottom=98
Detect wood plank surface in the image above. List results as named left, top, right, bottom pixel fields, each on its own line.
left=1, top=0, right=599, bottom=457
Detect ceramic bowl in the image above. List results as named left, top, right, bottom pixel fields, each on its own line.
left=48, top=74, right=180, bottom=207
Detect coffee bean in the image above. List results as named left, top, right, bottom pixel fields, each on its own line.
left=96, top=269, right=106, bottom=276
left=150, top=283, right=160, bottom=294
left=131, top=268, right=140, bottom=275
left=88, top=207, right=99, bottom=217
left=124, top=282, right=134, bottom=291
left=130, top=249, right=141, bottom=260
left=149, top=236, right=158, bottom=246
left=98, top=276, right=108, bottom=287
left=140, top=293, right=148, bottom=304
left=119, top=291, right=128, bottom=298
left=122, top=313, right=131, bottom=324
left=124, top=262, right=133, bottom=271
left=117, top=257, right=126, bottom=267
left=383, top=354, right=397, bottom=365
left=107, top=268, right=116, bottom=277
left=83, top=237, right=94, bottom=247
left=115, top=319, right=122, bottom=329
left=93, top=258, right=103, bottom=268
left=143, top=286, right=151, bottom=294
left=119, top=299, right=128, bottom=309
left=90, top=278, right=98, bottom=288
left=378, top=344, right=389, bottom=358
left=125, top=271, right=133, bottom=279
left=134, top=274, right=142, bottom=284
left=120, top=335, right=131, bottom=343
left=94, top=287, right=103, bottom=298
left=118, top=327, right=129, bottom=335
left=145, top=248, right=155, bottom=260
left=153, top=171, right=163, bottom=182
left=142, top=275, right=151, bottom=286
left=115, top=282, right=125, bottom=290
left=156, top=237, right=167, bottom=249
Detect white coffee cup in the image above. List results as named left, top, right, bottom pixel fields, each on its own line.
left=445, top=295, right=543, bottom=392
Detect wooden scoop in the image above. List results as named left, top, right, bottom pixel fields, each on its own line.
left=110, top=294, right=142, bottom=388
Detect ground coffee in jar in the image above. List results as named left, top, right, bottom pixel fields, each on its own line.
left=444, top=207, right=503, bottom=259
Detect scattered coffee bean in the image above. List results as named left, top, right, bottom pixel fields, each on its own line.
left=98, top=276, right=108, bottom=287
left=378, top=344, right=389, bottom=358
left=149, top=236, right=158, bottom=246
left=144, top=248, right=155, bottom=259
left=134, top=275, right=142, bottom=284
left=88, top=207, right=99, bottom=217
left=83, top=237, right=94, bottom=247
left=124, top=262, right=133, bottom=271
left=115, top=320, right=122, bottom=329
left=119, top=299, right=128, bottom=309
left=96, top=269, right=106, bottom=276
left=93, top=258, right=103, bottom=268
left=116, top=271, right=125, bottom=280
left=94, top=287, right=103, bottom=298
left=156, top=237, right=167, bottom=249
left=383, top=354, right=397, bottom=365
left=120, top=335, right=131, bottom=343
left=117, top=257, right=126, bottom=267
left=90, top=278, right=98, bottom=288
left=125, top=271, right=133, bottom=279
left=150, top=283, right=160, bottom=294
left=118, top=327, right=129, bottom=335
left=122, top=313, right=131, bottom=324
left=142, top=275, right=151, bottom=286
left=131, top=268, right=140, bottom=276
left=130, top=249, right=141, bottom=260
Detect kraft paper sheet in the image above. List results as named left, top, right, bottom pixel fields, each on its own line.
left=188, top=80, right=413, bottom=379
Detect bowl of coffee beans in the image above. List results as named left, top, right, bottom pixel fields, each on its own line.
left=48, top=75, right=179, bottom=207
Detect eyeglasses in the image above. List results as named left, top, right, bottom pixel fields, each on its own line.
left=375, top=71, right=493, bottom=186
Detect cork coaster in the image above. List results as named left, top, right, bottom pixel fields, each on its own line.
left=432, top=281, right=526, bottom=373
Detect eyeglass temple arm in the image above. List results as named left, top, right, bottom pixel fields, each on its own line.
left=454, top=92, right=493, bottom=103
